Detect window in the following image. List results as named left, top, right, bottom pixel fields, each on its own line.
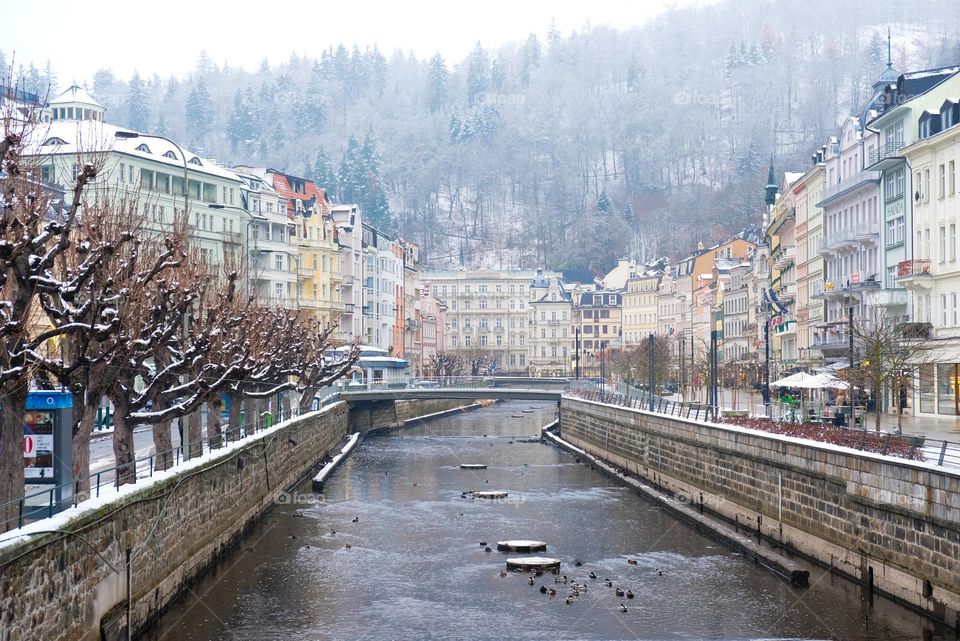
left=942, top=294, right=948, bottom=326
left=925, top=169, right=931, bottom=202
left=891, top=168, right=905, bottom=200
left=940, top=226, right=947, bottom=262
left=951, top=224, right=957, bottom=261
left=136, top=143, right=151, bottom=153
left=940, top=164, right=946, bottom=198
left=188, top=156, right=202, bottom=166
left=163, top=150, right=178, bottom=160
left=274, top=254, right=283, bottom=271
left=954, top=293, right=959, bottom=326
left=951, top=161, right=957, bottom=196
left=274, top=283, right=284, bottom=299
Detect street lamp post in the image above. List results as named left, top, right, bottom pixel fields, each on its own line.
left=208, top=202, right=256, bottom=298
left=648, top=333, right=655, bottom=411
left=574, top=326, right=581, bottom=379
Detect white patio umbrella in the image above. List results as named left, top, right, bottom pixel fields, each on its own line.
left=770, top=372, right=814, bottom=387
left=800, top=373, right=849, bottom=390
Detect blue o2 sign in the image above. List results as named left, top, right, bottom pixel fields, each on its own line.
left=23, top=391, right=73, bottom=489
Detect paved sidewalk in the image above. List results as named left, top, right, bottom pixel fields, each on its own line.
left=693, top=387, right=960, bottom=440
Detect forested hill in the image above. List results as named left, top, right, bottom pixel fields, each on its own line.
left=6, top=0, right=960, bottom=276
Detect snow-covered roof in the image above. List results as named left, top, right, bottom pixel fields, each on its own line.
left=49, top=84, right=104, bottom=109
left=784, top=172, right=804, bottom=186
left=26, top=120, right=241, bottom=183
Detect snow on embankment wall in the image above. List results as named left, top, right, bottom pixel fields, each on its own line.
left=559, top=396, right=960, bottom=630
left=0, top=402, right=350, bottom=641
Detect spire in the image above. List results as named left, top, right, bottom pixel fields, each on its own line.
left=886, top=27, right=892, bottom=70
left=764, top=154, right=778, bottom=207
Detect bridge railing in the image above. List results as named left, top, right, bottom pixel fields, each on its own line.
left=563, top=387, right=960, bottom=469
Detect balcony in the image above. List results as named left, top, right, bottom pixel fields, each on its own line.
left=867, top=140, right=905, bottom=171
left=816, top=170, right=881, bottom=207
left=843, top=271, right=881, bottom=293
left=772, top=245, right=796, bottom=270
left=896, top=259, right=933, bottom=290
left=812, top=332, right=851, bottom=355
left=865, top=288, right=908, bottom=309
left=777, top=283, right=797, bottom=304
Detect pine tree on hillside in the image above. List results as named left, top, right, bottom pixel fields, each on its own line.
left=313, top=148, right=338, bottom=197
left=623, top=202, right=635, bottom=222
left=0, top=51, right=7, bottom=83
left=227, top=88, right=256, bottom=151
left=521, top=34, right=541, bottom=87
left=597, top=191, right=612, bottom=214
left=360, top=132, right=382, bottom=178
left=368, top=46, right=387, bottom=98
left=155, top=113, right=168, bottom=136
left=490, top=55, right=507, bottom=94
left=867, top=32, right=885, bottom=65
left=427, top=53, right=448, bottom=113
left=466, top=43, right=489, bottom=105
left=41, top=60, right=57, bottom=99
left=186, top=76, right=215, bottom=143
left=338, top=135, right=364, bottom=203
left=125, top=71, right=150, bottom=132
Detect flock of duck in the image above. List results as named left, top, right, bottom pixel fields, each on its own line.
left=497, top=558, right=664, bottom=613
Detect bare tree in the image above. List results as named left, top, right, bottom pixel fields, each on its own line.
left=428, top=352, right=464, bottom=383
left=0, top=125, right=96, bottom=525
left=847, top=311, right=934, bottom=432
left=38, top=191, right=185, bottom=491
left=611, top=336, right=676, bottom=394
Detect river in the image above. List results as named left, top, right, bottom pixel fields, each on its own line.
left=141, top=401, right=947, bottom=641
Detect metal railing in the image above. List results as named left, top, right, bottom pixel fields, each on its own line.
left=1, top=395, right=343, bottom=534
left=563, top=387, right=960, bottom=469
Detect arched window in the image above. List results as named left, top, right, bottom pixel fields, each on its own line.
left=136, top=143, right=151, bottom=153
left=188, top=156, right=202, bottom=166
left=163, top=150, right=178, bottom=160
left=42, top=137, right=67, bottom=146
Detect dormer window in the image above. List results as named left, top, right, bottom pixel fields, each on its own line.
left=188, top=156, right=202, bottom=166
left=136, top=143, right=151, bottom=153
left=919, top=111, right=941, bottom=140
left=163, top=150, right=178, bottom=160
left=941, top=100, right=957, bottom=130
left=42, top=137, right=67, bottom=146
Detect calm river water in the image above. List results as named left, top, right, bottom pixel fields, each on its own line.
left=141, top=401, right=947, bottom=641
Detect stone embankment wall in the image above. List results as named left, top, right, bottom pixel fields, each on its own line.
left=559, top=396, right=960, bottom=629
left=0, top=398, right=472, bottom=641
left=348, top=398, right=491, bottom=432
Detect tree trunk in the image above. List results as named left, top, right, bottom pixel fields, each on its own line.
left=188, top=408, right=203, bottom=453
left=209, top=399, right=223, bottom=449
left=228, top=392, right=241, bottom=438
left=244, top=397, right=257, bottom=435
left=152, top=419, right=173, bottom=471
left=299, top=387, right=318, bottom=413
left=874, top=381, right=882, bottom=432
left=183, top=411, right=203, bottom=461
left=0, top=388, right=28, bottom=532
left=112, top=401, right=136, bottom=485
left=71, top=401, right=98, bottom=496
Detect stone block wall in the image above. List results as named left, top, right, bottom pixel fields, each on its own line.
left=560, top=396, right=960, bottom=628
left=0, top=403, right=349, bottom=641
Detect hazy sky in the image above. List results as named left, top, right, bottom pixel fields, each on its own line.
left=2, top=0, right=698, bottom=89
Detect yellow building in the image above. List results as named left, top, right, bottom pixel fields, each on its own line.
left=622, top=273, right=661, bottom=345
left=293, top=203, right=343, bottom=334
